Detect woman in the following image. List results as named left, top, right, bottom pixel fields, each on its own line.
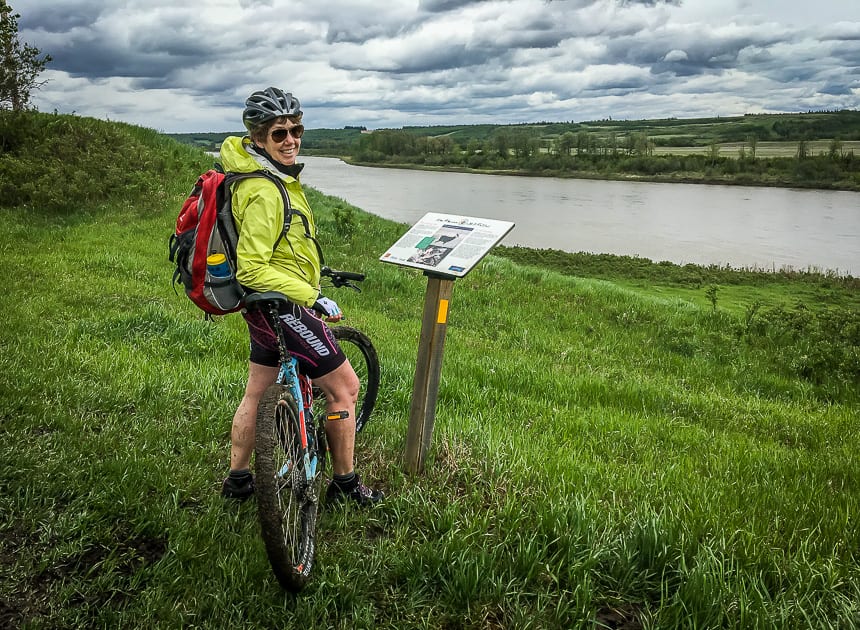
left=218, top=87, right=382, bottom=506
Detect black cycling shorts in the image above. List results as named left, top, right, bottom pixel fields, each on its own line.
left=242, top=303, right=346, bottom=379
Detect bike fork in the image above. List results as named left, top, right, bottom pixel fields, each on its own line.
left=279, top=358, right=317, bottom=482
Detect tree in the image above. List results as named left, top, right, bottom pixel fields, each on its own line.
left=828, top=137, right=843, bottom=160
left=509, top=128, right=538, bottom=158
left=576, top=131, right=590, bottom=155
left=746, top=134, right=757, bottom=160
left=607, top=131, right=618, bottom=157
left=556, top=131, right=576, bottom=156
left=1, top=1, right=52, bottom=110
left=708, top=141, right=720, bottom=165
left=465, top=138, right=482, bottom=156
left=632, top=132, right=653, bottom=156
left=491, top=128, right=511, bottom=158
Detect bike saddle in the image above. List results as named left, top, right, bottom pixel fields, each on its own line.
left=243, top=291, right=289, bottom=310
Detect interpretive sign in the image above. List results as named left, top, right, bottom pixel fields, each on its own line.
left=380, top=212, right=515, bottom=278
left=381, top=213, right=515, bottom=474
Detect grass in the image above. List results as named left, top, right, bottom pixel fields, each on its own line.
left=1, top=114, right=859, bottom=629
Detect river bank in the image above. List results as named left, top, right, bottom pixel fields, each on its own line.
left=302, top=150, right=860, bottom=192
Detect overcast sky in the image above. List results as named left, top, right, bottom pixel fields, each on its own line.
left=18, top=0, right=860, bottom=133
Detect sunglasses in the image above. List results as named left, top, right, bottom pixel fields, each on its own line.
left=269, top=125, right=304, bottom=142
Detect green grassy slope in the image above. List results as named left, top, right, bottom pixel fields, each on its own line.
left=1, top=112, right=858, bottom=628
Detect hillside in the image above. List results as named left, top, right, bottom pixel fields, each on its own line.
left=2, top=111, right=858, bottom=628
left=168, top=110, right=860, bottom=152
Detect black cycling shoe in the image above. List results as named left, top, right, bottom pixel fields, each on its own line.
left=221, top=470, right=255, bottom=501
left=325, top=475, right=384, bottom=507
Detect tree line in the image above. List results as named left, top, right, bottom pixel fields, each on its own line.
left=348, top=126, right=860, bottom=190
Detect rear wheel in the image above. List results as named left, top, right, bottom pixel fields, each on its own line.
left=315, top=326, right=380, bottom=433
left=255, top=384, right=324, bottom=592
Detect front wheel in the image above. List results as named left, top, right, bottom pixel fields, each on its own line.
left=315, top=326, right=380, bottom=433
left=255, top=384, right=324, bottom=592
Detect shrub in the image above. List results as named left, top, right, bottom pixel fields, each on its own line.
left=745, top=302, right=860, bottom=394
left=332, top=204, right=357, bottom=239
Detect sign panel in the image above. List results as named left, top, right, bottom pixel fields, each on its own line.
left=380, top=213, right=515, bottom=278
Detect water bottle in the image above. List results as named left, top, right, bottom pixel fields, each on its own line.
left=206, top=253, right=231, bottom=278
left=204, top=253, right=243, bottom=311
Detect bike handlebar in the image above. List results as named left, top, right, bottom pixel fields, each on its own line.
left=321, top=266, right=365, bottom=290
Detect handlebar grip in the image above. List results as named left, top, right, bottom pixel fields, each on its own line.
left=321, top=266, right=365, bottom=282
left=336, top=270, right=365, bottom=281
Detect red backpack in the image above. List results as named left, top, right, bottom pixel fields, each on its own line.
left=168, top=167, right=291, bottom=316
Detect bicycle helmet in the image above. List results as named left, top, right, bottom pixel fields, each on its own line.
left=242, top=87, right=302, bottom=132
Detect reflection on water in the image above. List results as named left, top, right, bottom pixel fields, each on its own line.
left=299, top=156, right=859, bottom=275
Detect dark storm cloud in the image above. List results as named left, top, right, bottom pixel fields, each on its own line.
left=326, top=22, right=397, bottom=44
left=819, top=82, right=853, bottom=96
left=46, top=40, right=182, bottom=78
left=40, top=32, right=217, bottom=79
left=21, top=2, right=313, bottom=93
left=17, top=0, right=104, bottom=32
left=738, top=48, right=774, bottom=65
left=586, top=75, right=650, bottom=92
left=619, top=0, right=681, bottom=5
left=603, top=29, right=784, bottom=77
left=392, top=45, right=494, bottom=74
left=419, top=0, right=494, bottom=12
left=766, top=63, right=827, bottom=84
left=754, top=35, right=859, bottom=84
left=131, top=31, right=216, bottom=58
left=375, top=32, right=564, bottom=74
left=828, top=39, right=860, bottom=67
left=19, top=1, right=224, bottom=80
left=495, top=16, right=567, bottom=49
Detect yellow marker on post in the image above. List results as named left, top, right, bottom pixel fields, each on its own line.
left=437, top=299, right=449, bottom=324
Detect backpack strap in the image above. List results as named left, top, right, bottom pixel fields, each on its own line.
left=224, top=169, right=325, bottom=266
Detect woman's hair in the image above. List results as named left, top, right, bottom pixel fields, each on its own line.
left=249, top=114, right=303, bottom=145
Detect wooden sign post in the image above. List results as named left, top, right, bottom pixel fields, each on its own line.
left=380, top=213, right=514, bottom=474
left=404, top=273, right=454, bottom=474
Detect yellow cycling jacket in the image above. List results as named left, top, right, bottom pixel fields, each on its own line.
left=219, top=136, right=320, bottom=307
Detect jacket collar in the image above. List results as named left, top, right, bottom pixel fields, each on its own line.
left=246, top=141, right=304, bottom=180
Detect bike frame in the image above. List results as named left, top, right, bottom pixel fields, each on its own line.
left=271, top=310, right=320, bottom=484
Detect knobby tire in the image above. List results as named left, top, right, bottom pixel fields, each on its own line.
left=255, top=384, right=325, bottom=592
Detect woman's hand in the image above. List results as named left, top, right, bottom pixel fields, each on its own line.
left=312, top=295, right=343, bottom=322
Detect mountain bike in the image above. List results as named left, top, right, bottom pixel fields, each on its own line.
left=246, top=266, right=380, bottom=592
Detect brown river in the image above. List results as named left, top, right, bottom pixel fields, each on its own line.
left=298, top=156, right=859, bottom=276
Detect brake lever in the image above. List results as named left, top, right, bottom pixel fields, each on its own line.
left=323, top=278, right=362, bottom=292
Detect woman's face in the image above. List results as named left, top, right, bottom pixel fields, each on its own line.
left=260, top=120, right=304, bottom=166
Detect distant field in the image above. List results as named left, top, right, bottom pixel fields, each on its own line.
left=652, top=140, right=860, bottom=158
